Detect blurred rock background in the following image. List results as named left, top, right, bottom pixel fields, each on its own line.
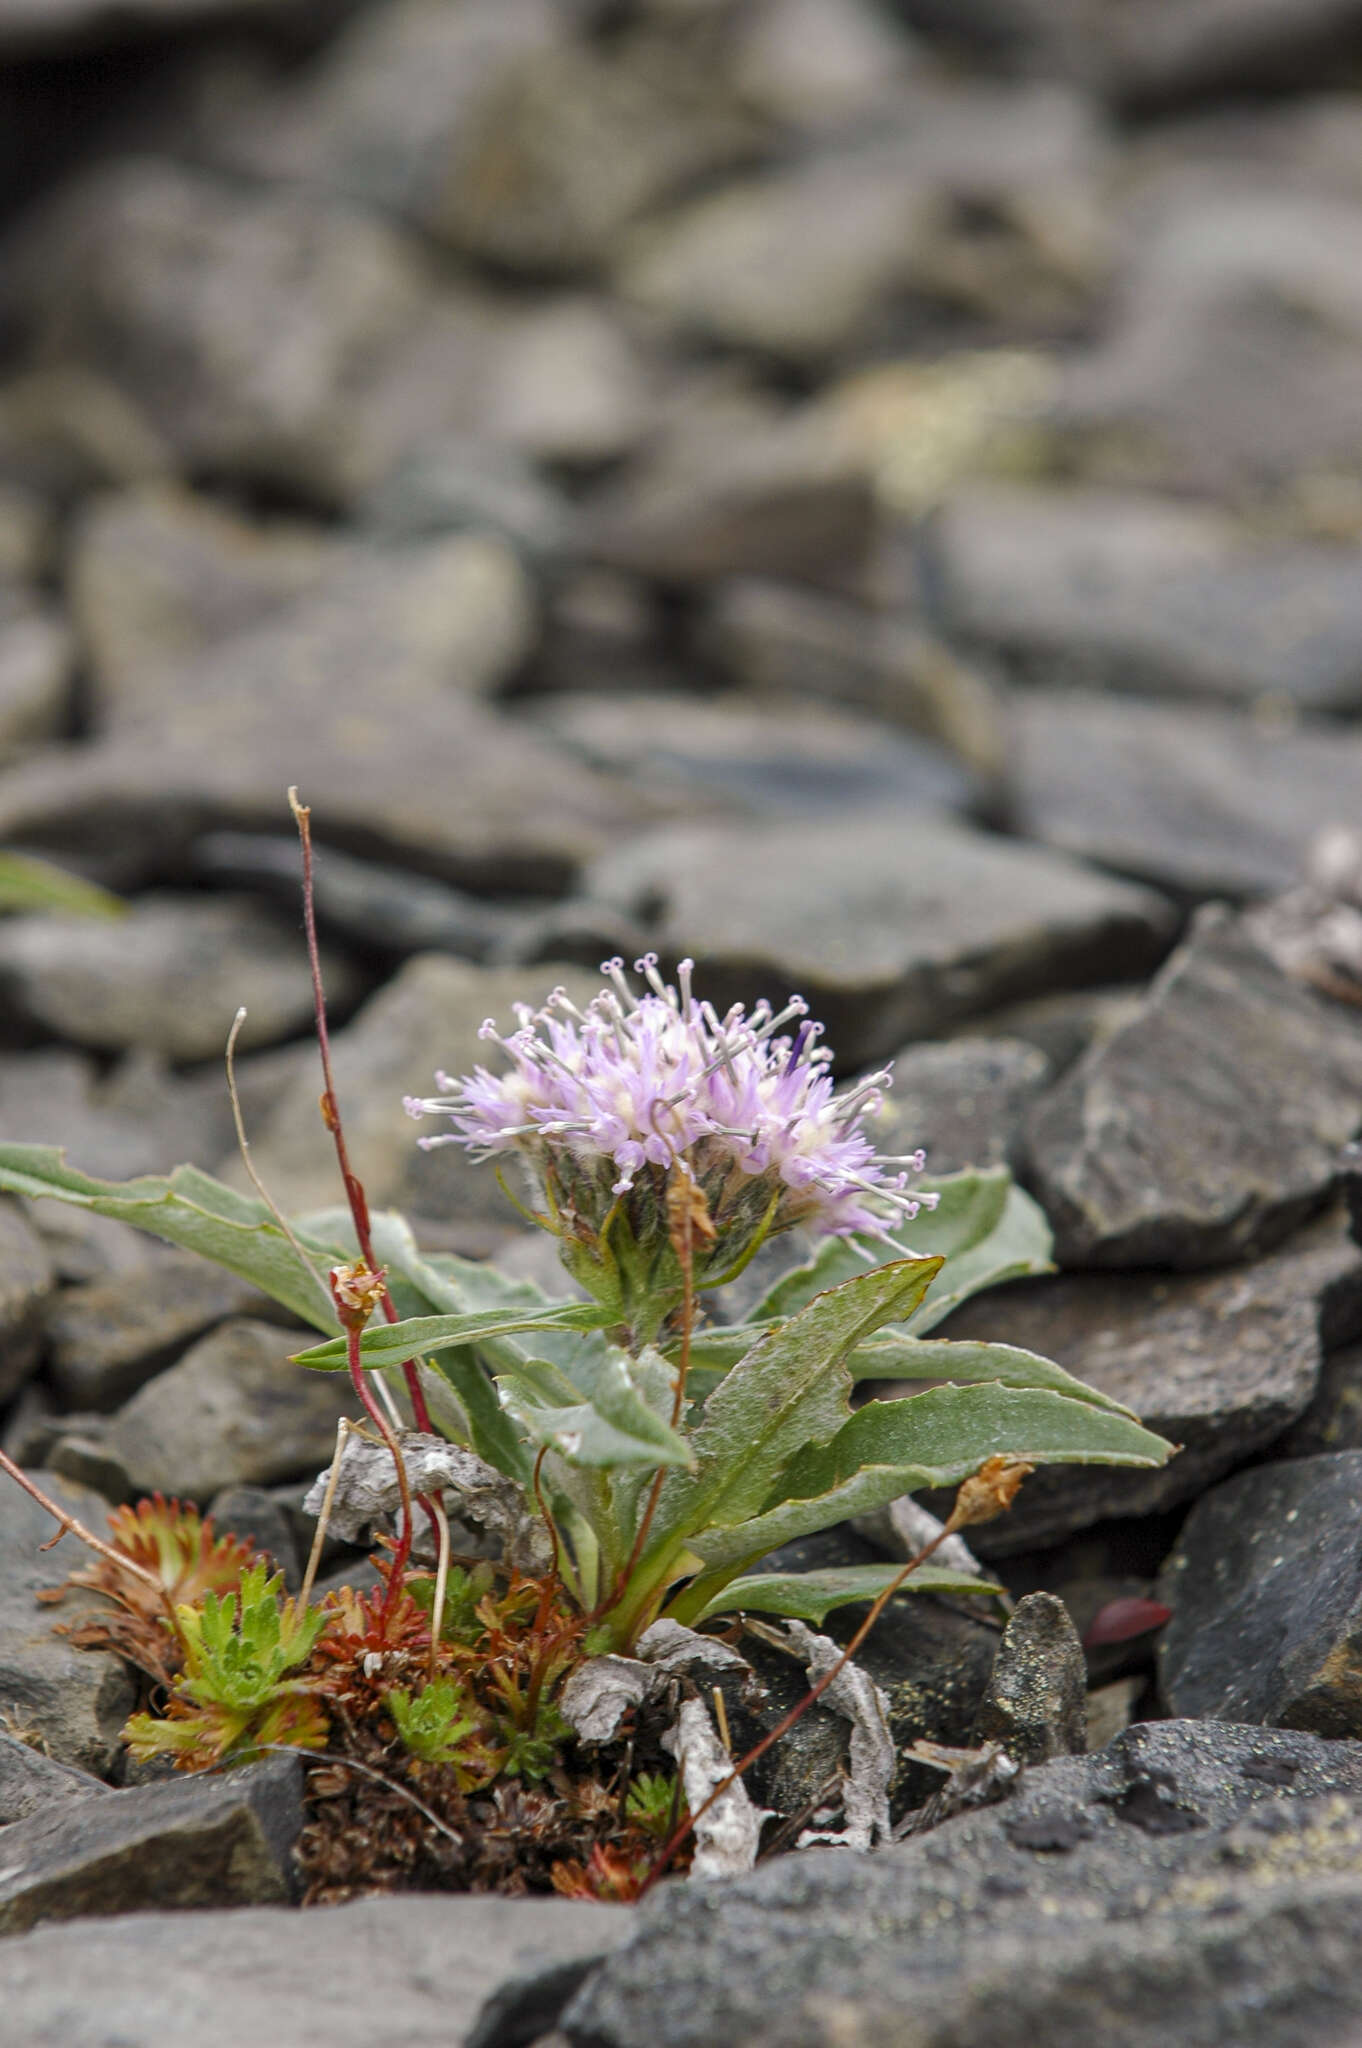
left=2, top=0, right=1362, bottom=1763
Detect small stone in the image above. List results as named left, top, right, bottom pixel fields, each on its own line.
left=0, top=893, right=363, bottom=1062
left=0, top=1468, right=137, bottom=1771
left=585, top=813, right=1174, bottom=1069
left=935, top=1204, right=1362, bottom=1552
left=45, top=1251, right=283, bottom=1411
left=1025, top=906, right=1362, bottom=1267
left=862, top=1037, right=1051, bottom=1176
left=46, top=1433, right=133, bottom=1506
left=105, top=1319, right=362, bottom=1505
left=0, top=1199, right=53, bottom=1405
left=0, top=1732, right=104, bottom=1825
left=937, top=483, right=1362, bottom=713
left=226, top=953, right=603, bottom=1221
left=1159, top=1452, right=1362, bottom=1736
left=0, top=1892, right=635, bottom=2048
left=205, top=1484, right=301, bottom=1591
left=0, top=1753, right=303, bottom=1935
left=971, top=1592, right=1087, bottom=1764
left=1009, top=690, right=1362, bottom=901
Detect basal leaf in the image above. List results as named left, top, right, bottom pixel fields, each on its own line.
left=638, top=1255, right=942, bottom=1578
left=845, top=1335, right=1137, bottom=1416
left=495, top=1336, right=691, bottom=1470
left=0, top=1144, right=342, bottom=1332
left=687, top=1382, right=1172, bottom=1570
left=693, top=1560, right=1003, bottom=1625
left=292, top=1299, right=612, bottom=1373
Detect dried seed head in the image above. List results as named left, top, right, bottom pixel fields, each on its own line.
left=948, top=1455, right=1033, bottom=1530
left=330, top=1260, right=389, bottom=1330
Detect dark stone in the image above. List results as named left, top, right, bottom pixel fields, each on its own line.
left=1025, top=907, right=1362, bottom=1268
left=864, top=1036, right=1051, bottom=1176
left=563, top=1721, right=1362, bottom=2048
left=1276, top=1339, right=1362, bottom=1458
left=0, top=1200, right=53, bottom=1406
left=934, top=1203, right=1362, bottom=1552
left=0, top=1732, right=104, bottom=1825
left=971, top=1592, right=1087, bottom=1763
left=1008, top=690, right=1362, bottom=901
left=0, top=1468, right=137, bottom=1771
left=106, top=1319, right=362, bottom=1504
left=1159, top=1451, right=1362, bottom=1737
left=0, top=1754, right=304, bottom=1934
left=585, top=813, right=1174, bottom=1070
left=0, top=1892, right=635, bottom=2048
left=45, top=1252, right=281, bottom=1412
left=205, top=1484, right=301, bottom=1592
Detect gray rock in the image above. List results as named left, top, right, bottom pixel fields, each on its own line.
left=425, top=33, right=767, bottom=275
left=934, top=1203, right=1362, bottom=1552
left=1008, top=690, right=1362, bottom=899
left=970, top=1591, right=1087, bottom=1763
left=225, top=953, right=603, bottom=1221
left=950, top=984, right=1145, bottom=1077
left=862, top=1036, right=1051, bottom=1175
left=1106, top=0, right=1362, bottom=111
left=0, top=0, right=306, bottom=59
left=1053, top=189, right=1362, bottom=500
left=0, top=1469, right=137, bottom=1771
left=565, top=1720, right=1362, bottom=2048
left=68, top=483, right=333, bottom=728
left=1159, top=1452, right=1362, bottom=1735
left=0, top=893, right=362, bottom=1062
left=1025, top=907, right=1362, bottom=1267
left=205, top=1484, right=301, bottom=1591
left=727, top=0, right=919, bottom=134
left=0, top=1201, right=53, bottom=1405
left=1275, top=1339, right=1362, bottom=1458
left=9, top=160, right=435, bottom=508
left=700, top=577, right=1006, bottom=785
left=0, top=602, right=72, bottom=762
left=936, top=483, right=1362, bottom=712
left=359, top=435, right=571, bottom=563
left=583, top=395, right=876, bottom=588
left=45, top=1250, right=285, bottom=1411
left=530, top=690, right=976, bottom=821
left=0, top=1753, right=303, bottom=1935
left=0, top=547, right=645, bottom=896
left=0, top=1892, right=634, bottom=2048
left=106, top=1319, right=362, bottom=1504
left=585, top=813, right=1175, bottom=1068
left=0, top=1734, right=104, bottom=1825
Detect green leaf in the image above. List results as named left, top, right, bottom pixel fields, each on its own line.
left=844, top=1335, right=1137, bottom=1416
left=0, top=851, right=126, bottom=920
left=0, top=1145, right=342, bottom=1333
left=901, top=1179, right=1054, bottom=1336
left=688, top=1382, right=1171, bottom=1571
left=638, top=1255, right=943, bottom=1578
left=693, top=1560, right=1003, bottom=1625
left=495, top=1336, right=692, bottom=1470
left=292, top=1300, right=611, bottom=1373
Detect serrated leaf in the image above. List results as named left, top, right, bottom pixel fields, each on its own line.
left=495, top=1336, right=692, bottom=1470
left=844, top=1336, right=1137, bottom=1416
left=292, top=1299, right=611, bottom=1372
left=693, top=1561, right=1003, bottom=1625
left=639, top=1255, right=942, bottom=1578
left=0, top=1144, right=342, bottom=1332
left=688, top=1382, right=1172, bottom=1570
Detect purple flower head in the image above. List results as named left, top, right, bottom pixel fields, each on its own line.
left=404, top=959, right=937, bottom=1270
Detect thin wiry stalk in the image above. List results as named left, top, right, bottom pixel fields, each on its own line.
left=224, top=1005, right=335, bottom=1325
left=299, top=1417, right=358, bottom=1609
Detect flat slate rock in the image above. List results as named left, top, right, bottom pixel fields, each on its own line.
left=936, top=482, right=1362, bottom=713
left=584, top=814, right=1174, bottom=1069
left=564, top=1720, right=1362, bottom=2048
left=0, top=1200, right=53, bottom=1405
left=1159, top=1451, right=1362, bottom=1736
left=0, top=1469, right=136, bottom=1772
left=1008, top=689, right=1362, bottom=900
left=0, top=1754, right=303, bottom=1936
left=0, top=1733, right=104, bottom=1826
left=44, top=1250, right=282, bottom=1411
left=104, top=1319, right=363, bottom=1505
left=863, top=1036, right=1051, bottom=1176
left=1025, top=905, right=1362, bottom=1267
left=0, top=1892, right=633, bottom=2048
left=932, top=1202, right=1362, bottom=1552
